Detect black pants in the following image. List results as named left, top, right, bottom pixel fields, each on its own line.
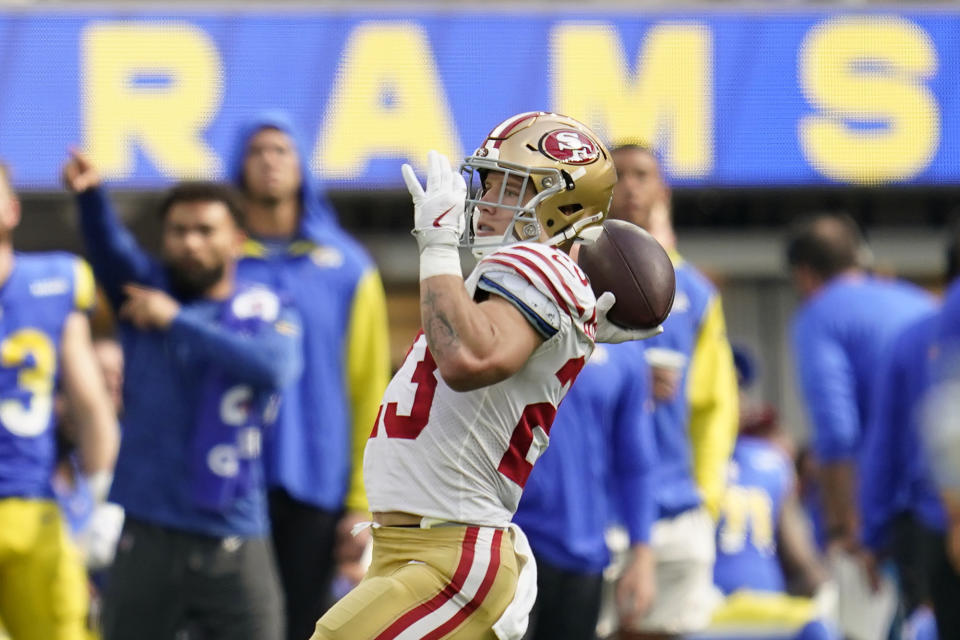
left=102, top=518, right=283, bottom=640
left=890, top=514, right=938, bottom=613
left=269, top=489, right=341, bottom=640
left=524, top=554, right=604, bottom=640
left=889, top=514, right=960, bottom=639
left=929, top=535, right=960, bottom=640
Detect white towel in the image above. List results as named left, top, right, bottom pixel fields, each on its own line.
left=828, top=548, right=897, bottom=640
left=492, top=524, right=538, bottom=640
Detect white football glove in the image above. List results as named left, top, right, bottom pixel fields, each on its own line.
left=402, top=150, right=467, bottom=281
left=595, top=292, right=664, bottom=344
left=76, top=502, right=125, bottom=570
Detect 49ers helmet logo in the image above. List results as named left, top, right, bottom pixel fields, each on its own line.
left=539, top=129, right=600, bottom=165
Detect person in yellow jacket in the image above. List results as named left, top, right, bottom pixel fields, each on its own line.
left=610, top=143, right=739, bottom=640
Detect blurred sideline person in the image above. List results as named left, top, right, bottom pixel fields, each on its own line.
left=932, top=283, right=960, bottom=561
left=55, top=337, right=126, bottom=563
left=859, top=232, right=960, bottom=640
left=918, top=236, right=960, bottom=639
left=513, top=339, right=656, bottom=640
left=786, top=213, right=934, bottom=639
left=62, top=160, right=302, bottom=640
left=0, top=161, right=119, bottom=640
left=52, top=335, right=126, bottom=634
left=697, top=348, right=838, bottom=640
left=232, top=112, right=390, bottom=640
left=609, top=143, right=739, bottom=639
left=312, top=112, right=660, bottom=639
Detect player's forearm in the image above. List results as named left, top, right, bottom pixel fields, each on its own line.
left=60, top=312, right=120, bottom=475
left=778, top=497, right=829, bottom=595
left=74, top=400, right=120, bottom=475
left=617, top=543, right=656, bottom=624
left=420, top=275, right=505, bottom=389
left=627, top=542, right=654, bottom=567
left=421, top=275, right=470, bottom=356
left=67, top=373, right=119, bottom=475
left=820, top=460, right=859, bottom=545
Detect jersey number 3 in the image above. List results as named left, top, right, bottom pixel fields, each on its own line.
left=375, top=344, right=584, bottom=488
left=0, top=329, right=56, bottom=437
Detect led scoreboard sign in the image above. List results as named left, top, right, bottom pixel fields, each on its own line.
left=0, top=10, right=956, bottom=189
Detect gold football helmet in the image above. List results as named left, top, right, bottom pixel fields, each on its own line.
left=461, top=111, right=617, bottom=256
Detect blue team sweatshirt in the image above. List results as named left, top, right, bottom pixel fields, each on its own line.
left=77, top=187, right=302, bottom=538
left=792, top=273, right=935, bottom=463
left=231, top=112, right=390, bottom=513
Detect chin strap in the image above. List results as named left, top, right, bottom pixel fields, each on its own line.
left=545, top=213, right=604, bottom=248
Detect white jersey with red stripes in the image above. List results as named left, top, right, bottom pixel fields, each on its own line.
left=364, top=242, right=597, bottom=527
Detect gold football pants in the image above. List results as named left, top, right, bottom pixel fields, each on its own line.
left=313, top=524, right=518, bottom=640
left=0, top=498, right=88, bottom=640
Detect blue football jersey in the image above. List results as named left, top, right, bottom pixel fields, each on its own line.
left=0, top=252, right=94, bottom=498
left=714, top=436, right=794, bottom=594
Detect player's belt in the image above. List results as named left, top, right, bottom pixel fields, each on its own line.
left=372, top=511, right=422, bottom=527
left=372, top=511, right=477, bottom=529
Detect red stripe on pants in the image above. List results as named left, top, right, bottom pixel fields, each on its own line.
left=374, top=527, right=480, bottom=640
left=421, top=529, right=504, bottom=639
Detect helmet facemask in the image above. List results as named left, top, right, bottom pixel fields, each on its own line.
left=460, top=158, right=566, bottom=258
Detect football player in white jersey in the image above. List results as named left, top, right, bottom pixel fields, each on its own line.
left=311, top=112, right=658, bottom=640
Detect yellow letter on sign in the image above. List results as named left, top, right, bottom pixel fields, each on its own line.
left=316, top=22, right=462, bottom=179
left=799, top=17, right=939, bottom=184
left=551, top=23, right=713, bottom=178
left=82, top=21, right=223, bottom=179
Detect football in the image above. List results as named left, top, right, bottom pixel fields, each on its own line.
left=577, top=219, right=676, bottom=330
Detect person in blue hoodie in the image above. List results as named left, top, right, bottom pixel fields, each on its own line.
left=230, top=113, right=390, bottom=640
left=513, top=340, right=656, bottom=640
left=786, top=213, right=935, bottom=638
left=62, top=159, right=302, bottom=640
